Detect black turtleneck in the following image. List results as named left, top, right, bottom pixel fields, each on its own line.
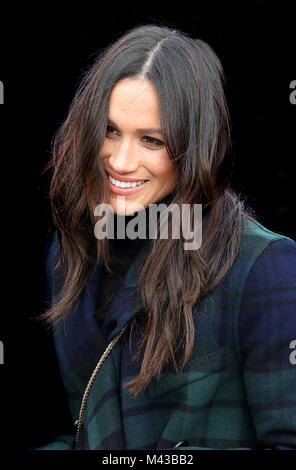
left=94, top=192, right=175, bottom=333
left=94, top=208, right=151, bottom=329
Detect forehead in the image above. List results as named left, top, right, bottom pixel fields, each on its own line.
left=108, top=77, right=161, bottom=126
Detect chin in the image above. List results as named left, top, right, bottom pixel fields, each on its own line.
left=109, top=196, right=149, bottom=216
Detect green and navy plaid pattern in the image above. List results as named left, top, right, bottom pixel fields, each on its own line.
left=38, top=218, right=296, bottom=450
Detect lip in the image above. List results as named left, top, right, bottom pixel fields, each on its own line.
left=108, top=177, right=150, bottom=196
left=106, top=170, right=148, bottom=183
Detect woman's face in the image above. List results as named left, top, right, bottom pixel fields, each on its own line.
left=100, top=77, right=179, bottom=215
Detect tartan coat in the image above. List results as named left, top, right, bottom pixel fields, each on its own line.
left=37, top=217, right=296, bottom=450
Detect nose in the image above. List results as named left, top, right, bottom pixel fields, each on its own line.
left=109, top=138, right=139, bottom=174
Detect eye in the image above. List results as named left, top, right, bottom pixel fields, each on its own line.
left=106, top=125, right=118, bottom=136
left=105, top=125, right=164, bottom=148
left=142, top=136, right=164, bottom=147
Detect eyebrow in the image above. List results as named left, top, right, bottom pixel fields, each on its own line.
left=107, top=118, right=163, bottom=137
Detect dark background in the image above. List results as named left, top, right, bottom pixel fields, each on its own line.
left=0, top=0, right=295, bottom=453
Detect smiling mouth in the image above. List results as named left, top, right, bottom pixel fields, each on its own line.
left=107, top=172, right=148, bottom=188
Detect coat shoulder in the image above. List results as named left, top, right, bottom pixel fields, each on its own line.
left=45, top=231, right=60, bottom=276
left=240, top=216, right=294, bottom=256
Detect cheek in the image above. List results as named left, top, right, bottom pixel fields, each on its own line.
left=151, top=156, right=178, bottom=186
left=100, top=140, right=109, bottom=159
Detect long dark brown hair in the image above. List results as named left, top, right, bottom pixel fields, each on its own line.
left=42, top=24, right=255, bottom=397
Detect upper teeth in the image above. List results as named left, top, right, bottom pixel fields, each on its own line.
left=108, top=174, right=146, bottom=188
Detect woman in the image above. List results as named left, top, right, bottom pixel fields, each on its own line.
left=38, top=24, right=296, bottom=450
